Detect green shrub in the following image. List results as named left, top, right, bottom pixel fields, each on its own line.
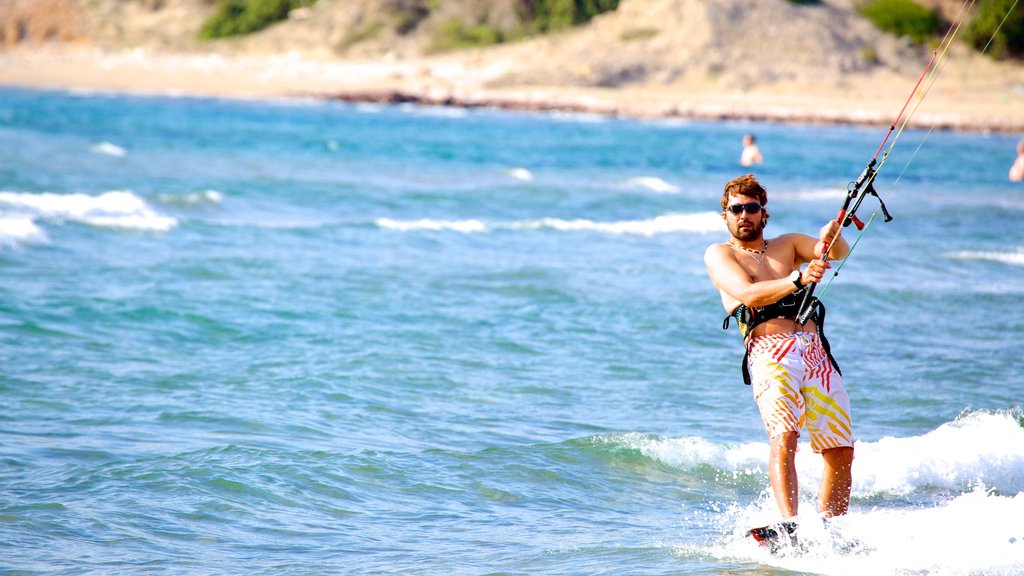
left=533, top=0, right=620, bottom=33
left=964, top=0, right=1024, bottom=60
left=340, top=20, right=386, bottom=50
left=199, top=0, right=315, bottom=39
left=620, top=27, right=659, bottom=42
left=859, top=0, right=940, bottom=44
left=427, top=0, right=618, bottom=52
left=860, top=44, right=880, bottom=64
left=432, top=19, right=504, bottom=51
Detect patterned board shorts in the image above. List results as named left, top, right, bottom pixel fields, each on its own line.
left=747, top=331, right=854, bottom=453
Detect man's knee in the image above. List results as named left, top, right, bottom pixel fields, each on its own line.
left=822, top=445, right=854, bottom=468
left=770, top=432, right=799, bottom=455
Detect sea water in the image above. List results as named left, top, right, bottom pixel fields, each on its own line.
left=0, top=87, right=1022, bottom=575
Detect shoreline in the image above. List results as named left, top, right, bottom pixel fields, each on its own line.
left=315, top=87, right=1012, bottom=132
left=2, top=46, right=1024, bottom=133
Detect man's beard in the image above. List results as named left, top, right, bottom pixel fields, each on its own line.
left=731, top=218, right=764, bottom=242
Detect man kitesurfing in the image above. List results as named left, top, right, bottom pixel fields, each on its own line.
left=704, top=174, right=854, bottom=551
left=700, top=0, right=1012, bottom=551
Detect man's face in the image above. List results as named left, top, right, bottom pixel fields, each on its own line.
left=724, top=194, right=765, bottom=242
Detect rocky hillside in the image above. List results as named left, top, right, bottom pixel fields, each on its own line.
left=0, top=0, right=1002, bottom=87
left=1, top=0, right=88, bottom=45
left=2, top=0, right=1023, bottom=132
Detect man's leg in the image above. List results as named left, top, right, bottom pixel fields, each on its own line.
left=769, top=431, right=800, bottom=519
left=818, top=446, right=854, bottom=517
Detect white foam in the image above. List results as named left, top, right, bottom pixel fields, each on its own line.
left=508, top=168, right=534, bottom=182
left=624, top=176, right=681, bottom=194
left=398, top=104, right=468, bottom=119
left=642, top=409, right=1024, bottom=575
left=708, top=487, right=1024, bottom=576
left=206, top=216, right=332, bottom=229
left=0, top=217, right=49, bottom=249
left=636, top=409, right=1024, bottom=497
left=375, top=212, right=725, bottom=236
left=613, top=432, right=766, bottom=476
left=547, top=110, right=609, bottom=123
left=156, top=189, right=224, bottom=207
left=353, top=103, right=385, bottom=114
left=0, top=190, right=176, bottom=232
left=90, top=141, right=127, bottom=157
left=946, top=248, right=1024, bottom=267
left=517, top=212, right=724, bottom=236
left=855, top=411, right=1024, bottom=495
left=773, top=187, right=848, bottom=201
left=376, top=217, right=486, bottom=233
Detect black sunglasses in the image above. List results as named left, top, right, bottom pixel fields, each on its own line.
left=726, top=202, right=762, bottom=215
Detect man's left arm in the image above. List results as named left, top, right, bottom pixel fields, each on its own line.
left=816, top=219, right=850, bottom=260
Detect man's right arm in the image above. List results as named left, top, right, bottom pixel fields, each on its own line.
left=704, top=244, right=803, bottom=310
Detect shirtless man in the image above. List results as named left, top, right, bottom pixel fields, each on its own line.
left=704, top=174, right=854, bottom=528
left=740, top=134, right=764, bottom=166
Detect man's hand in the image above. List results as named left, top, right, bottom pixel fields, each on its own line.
left=801, top=258, right=831, bottom=285
left=814, top=219, right=842, bottom=258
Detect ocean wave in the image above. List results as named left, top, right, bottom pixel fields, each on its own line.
left=603, top=432, right=765, bottom=475
left=623, top=410, right=1024, bottom=574
left=772, top=187, right=848, bottom=201
left=548, top=110, right=608, bottom=123
left=376, top=217, right=486, bottom=233
left=398, top=104, right=468, bottom=119
left=0, top=216, right=49, bottom=249
left=0, top=190, right=177, bottom=232
left=623, top=176, right=681, bottom=194
left=946, top=248, right=1024, bottom=267
left=89, top=141, right=127, bottom=157
left=516, top=213, right=724, bottom=236
left=374, top=212, right=725, bottom=236
left=507, top=168, right=534, bottom=182
left=156, top=189, right=224, bottom=207
left=854, top=408, right=1024, bottom=496
left=207, top=217, right=333, bottom=230
left=710, top=486, right=1024, bottom=576
left=610, top=408, right=1024, bottom=497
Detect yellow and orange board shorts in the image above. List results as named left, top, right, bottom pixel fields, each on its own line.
left=747, top=332, right=853, bottom=453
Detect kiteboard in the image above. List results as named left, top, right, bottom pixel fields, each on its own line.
left=747, top=520, right=800, bottom=555
left=748, top=519, right=868, bottom=556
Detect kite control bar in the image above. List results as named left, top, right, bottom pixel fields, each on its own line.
left=795, top=159, right=893, bottom=325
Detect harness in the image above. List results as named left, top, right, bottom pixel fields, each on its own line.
left=721, top=285, right=842, bottom=385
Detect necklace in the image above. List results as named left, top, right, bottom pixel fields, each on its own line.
left=729, top=239, right=768, bottom=265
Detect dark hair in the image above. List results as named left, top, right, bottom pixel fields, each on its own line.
left=721, top=174, right=768, bottom=211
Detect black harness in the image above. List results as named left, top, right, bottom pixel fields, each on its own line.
left=722, top=285, right=842, bottom=385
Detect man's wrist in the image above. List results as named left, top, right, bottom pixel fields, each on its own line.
left=788, top=270, right=803, bottom=289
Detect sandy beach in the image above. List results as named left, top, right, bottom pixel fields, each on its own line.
left=3, top=0, right=1024, bottom=132
left=2, top=44, right=1024, bottom=133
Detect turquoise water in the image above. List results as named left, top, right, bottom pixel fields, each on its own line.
left=1, top=87, right=1022, bottom=575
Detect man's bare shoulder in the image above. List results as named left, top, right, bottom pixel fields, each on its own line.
left=704, top=241, right=732, bottom=263
left=770, top=232, right=815, bottom=249
left=772, top=232, right=814, bottom=242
